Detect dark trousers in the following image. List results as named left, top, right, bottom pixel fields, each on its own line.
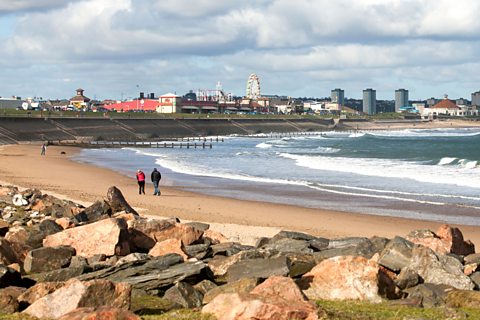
left=138, top=181, right=145, bottom=194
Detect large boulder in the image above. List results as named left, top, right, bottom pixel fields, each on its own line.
left=58, top=306, right=140, bottom=320
left=149, top=239, right=188, bottom=261
left=203, top=278, right=260, bottom=304
left=378, top=236, right=414, bottom=272
left=208, top=250, right=266, bottom=277
left=18, top=282, right=65, bottom=306
left=404, top=283, right=452, bottom=308
left=81, top=200, right=113, bottom=223
left=43, top=218, right=130, bottom=257
left=406, top=225, right=475, bottom=256
left=23, top=278, right=132, bottom=319
left=163, top=282, right=203, bottom=308
left=408, top=245, right=474, bottom=290
left=106, top=186, right=138, bottom=215
left=129, top=218, right=203, bottom=247
left=202, top=276, right=318, bottom=320
left=0, top=286, right=26, bottom=314
left=24, top=246, right=75, bottom=274
left=300, top=255, right=395, bottom=303
left=226, top=256, right=290, bottom=282
left=0, top=238, right=21, bottom=265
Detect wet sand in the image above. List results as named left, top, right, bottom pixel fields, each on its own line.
left=1, top=141, right=479, bottom=247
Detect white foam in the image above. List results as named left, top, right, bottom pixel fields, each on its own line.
left=256, top=142, right=272, bottom=149
left=438, top=157, right=457, bottom=165
left=279, top=152, right=480, bottom=189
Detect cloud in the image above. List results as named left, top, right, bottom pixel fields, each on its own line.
left=1, top=0, right=480, bottom=99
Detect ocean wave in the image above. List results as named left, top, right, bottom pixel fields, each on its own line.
left=316, top=147, right=341, bottom=153
left=438, top=157, right=457, bottom=165
left=367, top=128, right=480, bottom=138
left=256, top=142, right=272, bottom=149
left=278, top=152, right=480, bottom=189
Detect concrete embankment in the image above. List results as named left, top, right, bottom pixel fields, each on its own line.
left=0, top=117, right=334, bottom=144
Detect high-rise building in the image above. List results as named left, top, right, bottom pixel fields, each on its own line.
left=363, top=88, right=376, bottom=115
left=395, top=89, right=409, bottom=112
left=331, top=88, right=345, bottom=106
left=471, top=91, right=480, bottom=106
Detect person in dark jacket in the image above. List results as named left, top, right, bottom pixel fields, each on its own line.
left=151, top=168, right=162, bottom=196
left=136, top=170, right=146, bottom=195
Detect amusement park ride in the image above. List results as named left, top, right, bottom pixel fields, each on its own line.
left=246, top=73, right=261, bottom=100
left=196, top=74, right=262, bottom=103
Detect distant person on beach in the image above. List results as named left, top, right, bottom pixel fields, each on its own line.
left=136, top=170, right=146, bottom=195
left=151, top=168, right=162, bottom=196
left=41, top=143, right=46, bottom=156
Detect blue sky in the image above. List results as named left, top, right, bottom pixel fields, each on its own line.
left=1, top=0, right=480, bottom=100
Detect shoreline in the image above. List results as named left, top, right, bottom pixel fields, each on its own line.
left=1, top=139, right=480, bottom=246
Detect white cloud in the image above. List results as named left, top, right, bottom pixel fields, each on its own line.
left=1, top=0, right=480, bottom=99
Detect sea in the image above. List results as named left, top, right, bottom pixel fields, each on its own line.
left=73, top=127, right=480, bottom=225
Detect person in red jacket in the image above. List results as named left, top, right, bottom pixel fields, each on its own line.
left=136, top=170, right=146, bottom=195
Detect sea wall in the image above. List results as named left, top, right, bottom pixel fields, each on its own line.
left=0, top=117, right=334, bottom=144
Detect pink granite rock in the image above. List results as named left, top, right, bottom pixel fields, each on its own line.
left=300, top=255, right=395, bottom=303
left=204, top=229, right=229, bottom=244
left=436, top=225, right=475, bottom=256
left=43, top=218, right=130, bottom=257
left=18, top=282, right=65, bottom=305
left=130, top=218, right=203, bottom=246
left=58, top=306, right=140, bottom=320
left=148, top=239, right=188, bottom=261
left=23, top=279, right=131, bottom=319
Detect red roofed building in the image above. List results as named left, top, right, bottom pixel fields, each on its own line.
left=103, top=99, right=159, bottom=112
left=422, top=95, right=478, bottom=118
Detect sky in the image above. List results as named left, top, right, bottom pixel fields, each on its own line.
left=1, top=0, right=480, bottom=101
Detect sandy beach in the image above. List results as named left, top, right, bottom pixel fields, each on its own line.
left=1, top=120, right=480, bottom=246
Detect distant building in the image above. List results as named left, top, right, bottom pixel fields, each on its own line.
left=362, top=88, right=376, bottom=115
left=331, top=88, right=345, bottom=106
left=426, top=97, right=438, bottom=108
left=69, top=88, right=91, bottom=109
left=157, top=93, right=182, bottom=113
left=456, top=98, right=469, bottom=106
left=395, top=89, right=409, bottom=112
left=472, top=91, right=480, bottom=106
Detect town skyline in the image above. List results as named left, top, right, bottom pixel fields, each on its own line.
left=1, top=1, right=480, bottom=100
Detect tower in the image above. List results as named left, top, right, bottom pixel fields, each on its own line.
left=331, top=88, right=345, bottom=106
left=395, top=89, right=409, bottom=112
left=363, top=88, right=376, bottom=115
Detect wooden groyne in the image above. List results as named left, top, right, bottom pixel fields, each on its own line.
left=52, top=140, right=214, bottom=149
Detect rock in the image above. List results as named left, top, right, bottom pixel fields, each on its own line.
left=0, top=220, right=9, bottom=237
left=0, top=286, right=26, bottom=314
left=130, top=218, right=203, bottom=247
left=300, top=255, right=396, bottom=303
left=203, top=276, right=318, bottom=320
left=184, top=243, right=211, bottom=260
left=308, top=238, right=330, bottom=251
left=69, top=256, right=89, bottom=269
left=378, top=236, right=414, bottom=272
left=12, top=194, right=28, bottom=206
left=445, top=290, right=480, bottom=309
left=0, top=265, right=24, bottom=288
left=38, top=219, right=63, bottom=236
left=23, top=278, right=132, bottom=319
left=106, top=186, right=138, bottom=215
left=203, top=278, right=260, bottom=304
left=149, top=239, right=188, bottom=261
left=208, top=250, right=265, bottom=277
left=226, top=256, right=290, bottom=282
left=471, top=272, right=480, bottom=289
left=260, top=238, right=313, bottom=254
left=211, top=242, right=255, bottom=257
left=203, top=229, right=229, bottom=244
left=464, top=263, right=478, bottom=276
left=163, top=282, right=203, bottom=308
left=271, top=230, right=317, bottom=242
left=328, top=237, right=368, bottom=249
left=193, top=279, right=218, bottom=295
left=87, top=254, right=106, bottom=265
left=43, top=218, right=130, bottom=257
left=394, top=268, right=420, bottom=290
left=115, top=253, right=151, bottom=266
left=465, top=253, right=480, bottom=265
left=82, top=200, right=113, bottom=222
left=408, top=245, right=474, bottom=290
left=436, top=225, right=475, bottom=256
left=58, top=306, right=141, bottom=320
left=24, top=246, right=75, bottom=274
left=27, top=265, right=89, bottom=283
left=18, top=282, right=65, bottom=306
left=55, top=217, right=74, bottom=230
left=286, top=253, right=316, bottom=278
left=184, top=222, right=210, bottom=232
left=77, top=254, right=209, bottom=295
left=404, top=283, right=452, bottom=308
left=0, top=238, right=21, bottom=265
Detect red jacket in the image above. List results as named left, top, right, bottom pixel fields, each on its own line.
left=136, top=171, right=145, bottom=182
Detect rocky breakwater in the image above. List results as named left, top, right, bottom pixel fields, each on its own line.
left=0, top=185, right=479, bottom=319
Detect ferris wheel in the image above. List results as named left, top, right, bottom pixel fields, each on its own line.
left=246, top=73, right=261, bottom=99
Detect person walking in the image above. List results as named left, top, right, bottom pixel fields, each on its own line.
left=41, top=143, right=47, bottom=156
left=151, top=168, right=162, bottom=196
left=136, top=169, right=146, bottom=195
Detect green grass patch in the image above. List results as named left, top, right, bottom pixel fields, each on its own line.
left=317, top=299, right=480, bottom=319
